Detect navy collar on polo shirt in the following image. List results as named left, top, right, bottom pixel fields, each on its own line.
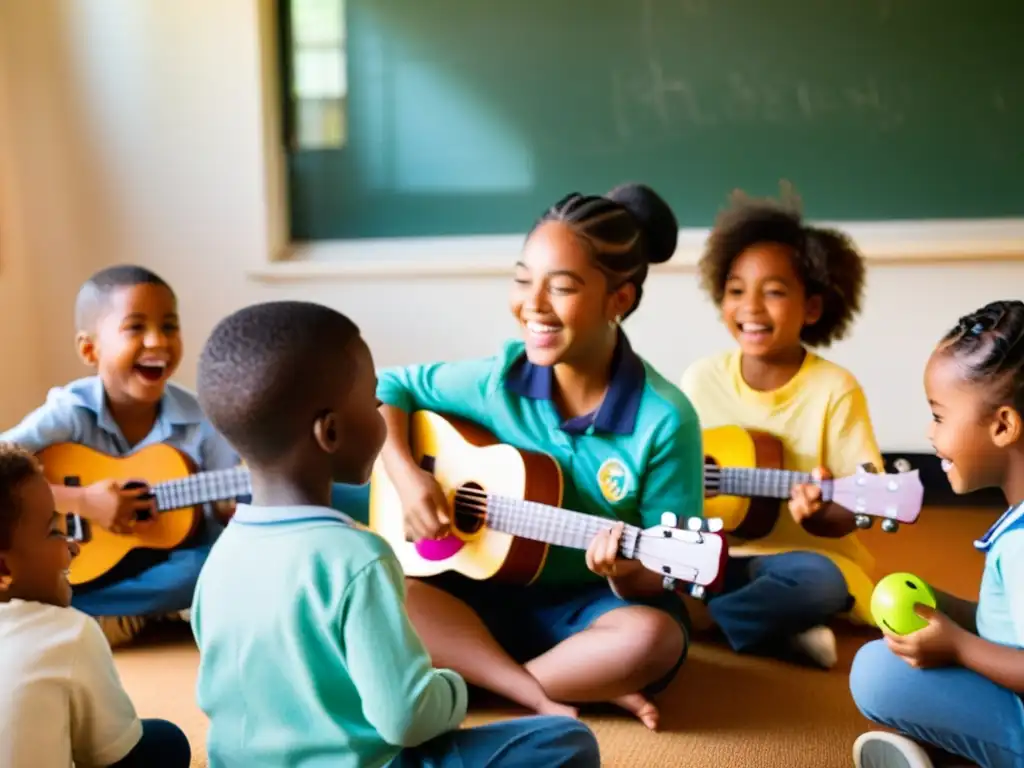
left=504, top=330, right=646, bottom=435
left=975, top=502, right=1024, bottom=551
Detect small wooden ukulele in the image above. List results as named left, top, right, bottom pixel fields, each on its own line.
left=36, top=442, right=251, bottom=586
left=368, top=410, right=729, bottom=599
left=701, top=425, right=924, bottom=540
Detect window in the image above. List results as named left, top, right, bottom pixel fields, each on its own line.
left=283, top=0, right=347, bottom=150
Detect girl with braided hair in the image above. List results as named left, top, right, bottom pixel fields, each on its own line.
left=850, top=300, right=1024, bottom=768
left=681, top=187, right=882, bottom=669
left=377, top=184, right=703, bottom=729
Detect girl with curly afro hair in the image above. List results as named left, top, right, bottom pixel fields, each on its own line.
left=680, top=185, right=885, bottom=671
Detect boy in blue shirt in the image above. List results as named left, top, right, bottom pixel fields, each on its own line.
left=191, top=299, right=599, bottom=768
left=0, top=265, right=238, bottom=647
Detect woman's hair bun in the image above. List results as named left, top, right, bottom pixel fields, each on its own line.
left=605, top=183, right=678, bottom=265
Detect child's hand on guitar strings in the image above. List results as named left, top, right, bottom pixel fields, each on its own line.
left=82, top=480, right=156, bottom=535
left=788, top=466, right=832, bottom=524
left=398, top=468, right=452, bottom=541
left=585, top=521, right=642, bottom=582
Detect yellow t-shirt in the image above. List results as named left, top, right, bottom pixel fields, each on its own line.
left=681, top=349, right=884, bottom=625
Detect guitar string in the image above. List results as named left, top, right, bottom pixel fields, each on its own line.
left=452, top=489, right=709, bottom=576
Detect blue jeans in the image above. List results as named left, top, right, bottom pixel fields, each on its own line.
left=72, top=544, right=210, bottom=617
left=706, top=551, right=851, bottom=652
left=425, top=572, right=690, bottom=694
left=850, top=639, right=1024, bottom=768
left=389, top=715, right=599, bottom=767
left=110, top=719, right=190, bottom=767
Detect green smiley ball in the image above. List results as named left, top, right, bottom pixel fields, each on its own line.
left=870, top=572, right=937, bottom=635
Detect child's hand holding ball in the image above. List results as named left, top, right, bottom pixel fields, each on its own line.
left=870, top=572, right=937, bottom=635
left=871, top=572, right=966, bottom=669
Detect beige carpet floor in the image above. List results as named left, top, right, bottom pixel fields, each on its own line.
left=114, top=505, right=1000, bottom=767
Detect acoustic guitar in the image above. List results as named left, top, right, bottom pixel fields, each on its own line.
left=368, top=410, right=729, bottom=599
left=36, top=443, right=251, bottom=586
left=701, top=425, right=924, bottom=540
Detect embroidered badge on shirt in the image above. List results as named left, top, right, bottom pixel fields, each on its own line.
left=597, top=458, right=631, bottom=503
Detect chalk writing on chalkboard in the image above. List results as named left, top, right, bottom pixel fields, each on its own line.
left=610, top=62, right=909, bottom=140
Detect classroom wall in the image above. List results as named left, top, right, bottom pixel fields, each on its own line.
left=1, top=0, right=1023, bottom=452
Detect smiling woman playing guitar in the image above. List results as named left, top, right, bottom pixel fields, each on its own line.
left=376, top=185, right=703, bottom=731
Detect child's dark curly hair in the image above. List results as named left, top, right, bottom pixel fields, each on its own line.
left=937, top=300, right=1024, bottom=413
left=698, top=187, right=866, bottom=348
left=0, top=443, right=42, bottom=551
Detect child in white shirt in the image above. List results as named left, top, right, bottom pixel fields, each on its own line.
left=0, top=442, right=191, bottom=767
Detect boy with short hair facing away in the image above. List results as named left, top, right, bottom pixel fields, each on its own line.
left=0, top=443, right=191, bottom=768
left=0, top=265, right=239, bottom=647
left=191, top=300, right=599, bottom=768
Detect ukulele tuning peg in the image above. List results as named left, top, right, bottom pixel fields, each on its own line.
left=893, top=458, right=913, bottom=473
left=853, top=514, right=874, bottom=530
left=685, top=516, right=704, bottom=532
left=881, top=519, right=900, bottom=534
left=704, top=517, right=725, bottom=533
left=662, top=575, right=677, bottom=592
left=689, top=584, right=706, bottom=601
left=857, top=462, right=878, bottom=475
left=660, top=512, right=678, bottom=529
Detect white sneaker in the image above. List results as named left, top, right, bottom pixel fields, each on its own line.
left=853, top=732, right=934, bottom=767
left=789, top=625, right=838, bottom=669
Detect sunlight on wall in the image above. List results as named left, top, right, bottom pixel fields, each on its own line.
left=356, top=22, right=533, bottom=194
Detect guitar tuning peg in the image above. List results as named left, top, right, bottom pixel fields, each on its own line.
left=857, top=462, right=878, bottom=474
left=662, top=575, right=677, bottom=592
left=660, top=512, right=678, bottom=529
left=853, top=514, right=874, bottom=530
left=881, top=519, right=900, bottom=533
left=686, top=516, right=703, bottom=532
left=689, top=584, right=706, bottom=601
left=704, top=517, right=724, bottom=533
left=893, top=458, right=912, bottom=473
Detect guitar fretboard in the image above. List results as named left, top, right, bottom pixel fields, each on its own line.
left=153, top=467, right=252, bottom=512
left=703, top=465, right=834, bottom=502
left=479, top=494, right=643, bottom=559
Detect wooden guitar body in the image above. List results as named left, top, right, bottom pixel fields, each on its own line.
left=369, top=411, right=730, bottom=597
left=702, top=425, right=785, bottom=539
left=369, top=411, right=560, bottom=584
left=37, top=443, right=201, bottom=586
left=701, top=424, right=923, bottom=539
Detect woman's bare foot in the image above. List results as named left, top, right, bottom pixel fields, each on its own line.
left=613, top=692, right=659, bottom=731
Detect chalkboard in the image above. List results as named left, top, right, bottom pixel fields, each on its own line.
left=285, top=0, right=1024, bottom=240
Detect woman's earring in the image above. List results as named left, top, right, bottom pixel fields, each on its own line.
left=609, top=314, right=622, bottom=330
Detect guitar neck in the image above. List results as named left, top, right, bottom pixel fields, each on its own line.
left=483, top=494, right=644, bottom=559
left=152, top=467, right=252, bottom=512
left=705, top=465, right=834, bottom=502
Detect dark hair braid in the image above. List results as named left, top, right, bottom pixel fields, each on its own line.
left=938, top=300, right=1024, bottom=412
left=533, top=183, right=678, bottom=320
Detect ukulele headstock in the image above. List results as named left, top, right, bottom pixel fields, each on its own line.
left=634, top=512, right=728, bottom=600
left=831, top=460, right=924, bottom=533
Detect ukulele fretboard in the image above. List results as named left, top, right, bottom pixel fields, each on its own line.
left=153, top=467, right=252, bottom=511
left=478, top=494, right=643, bottom=559
left=703, top=465, right=835, bottom=502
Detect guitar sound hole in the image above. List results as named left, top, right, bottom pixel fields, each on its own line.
left=452, top=482, right=486, bottom=535
left=703, top=456, right=720, bottom=498
left=121, top=480, right=155, bottom=521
